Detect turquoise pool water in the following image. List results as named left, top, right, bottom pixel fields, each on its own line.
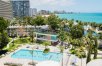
left=11, top=49, right=62, bottom=62
left=57, top=13, right=102, bottom=23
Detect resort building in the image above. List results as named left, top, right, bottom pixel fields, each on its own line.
left=7, top=25, right=58, bottom=42
left=0, top=0, right=13, bottom=19
left=35, top=32, right=58, bottom=42
left=11, top=0, right=30, bottom=18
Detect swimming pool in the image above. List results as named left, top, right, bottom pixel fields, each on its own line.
left=11, top=49, right=63, bottom=62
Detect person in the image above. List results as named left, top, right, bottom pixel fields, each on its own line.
left=70, top=55, right=77, bottom=66
left=71, top=62, right=76, bottom=66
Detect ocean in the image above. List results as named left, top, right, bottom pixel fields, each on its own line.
left=57, top=13, right=102, bottom=24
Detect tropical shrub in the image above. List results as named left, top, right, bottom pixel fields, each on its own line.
left=43, top=48, right=50, bottom=53
left=70, top=48, right=76, bottom=54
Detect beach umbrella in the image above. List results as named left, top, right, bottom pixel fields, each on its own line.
left=87, top=59, right=102, bottom=66
left=36, top=61, right=60, bottom=66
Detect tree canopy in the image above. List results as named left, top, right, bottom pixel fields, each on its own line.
left=32, top=16, right=45, bottom=26
left=69, top=24, right=84, bottom=39
left=0, top=17, right=9, bottom=50
left=47, top=14, right=60, bottom=30
left=0, top=17, right=9, bottom=32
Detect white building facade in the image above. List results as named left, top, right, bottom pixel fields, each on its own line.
left=29, top=8, right=37, bottom=17
left=0, top=0, right=13, bottom=19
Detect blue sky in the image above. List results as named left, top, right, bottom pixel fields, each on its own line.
left=30, top=0, right=102, bottom=12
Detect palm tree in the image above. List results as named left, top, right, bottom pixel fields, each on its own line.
left=84, top=30, right=97, bottom=63
left=11, top=29, right=15, bottom=46
left=59, top=45, right=64, bottom=53
left=29, top=47, right=34, bottom=63
left=59, top=45, right=64, bottom=66
left=23, top=17, right=30, bottom=33
left=42, top=41, right=51, bottom=49
left=93, top=37, right=98, bottom=59
left=86, top=29, right=98, bottom=62
left=42, top=41, right=51, bottom=53
left=29, top=30, right=35, bottom=43
left=58, top=30, right=68, bottom=66
left=29, top=46, right=37, bottom=66
left=58, top=30, right=67, bottom=46
left=76, top=47, right=86, bottom=66
left=86, top=39, right=94, bottom=63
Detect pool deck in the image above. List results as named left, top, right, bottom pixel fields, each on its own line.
left=0, top=44, right=87, bottom=66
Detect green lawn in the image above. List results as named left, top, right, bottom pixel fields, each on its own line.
left=5, top=37, right=31, bottom=52
left=97, top=57, right=102, bottom=59
left=14, top=37, right=30, bottom=44
left=8, top=37, right=12, bottom=41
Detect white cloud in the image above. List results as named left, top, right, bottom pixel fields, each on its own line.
left=30, top=0, right=52, bottom=6
left=49, top=0, right=75, bottom=6
left=30, top=0, right=75, bottom=9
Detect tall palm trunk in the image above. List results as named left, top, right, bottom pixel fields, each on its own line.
left=86, top=49, right=91, bottom=63
left=62, top=53, right=63, bottom=66
left=61, top=41, right=63, bottom=46
left=86, top=41, right=92, bottom=63
left=93, top=48, right=97, bottom=59
left=32, top=51, right=33, bottom=65
left=81, top=58, right=82, bottom=66
left=31, top=31, right=34, bottom=43
left=93, top=39, right=98, bottom=59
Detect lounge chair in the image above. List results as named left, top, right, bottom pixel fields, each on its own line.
left=28, top=61, right=37, bottom=66
left=4, top=62, right=22, bottom=66
left=26, top=46, right=30, bottom=48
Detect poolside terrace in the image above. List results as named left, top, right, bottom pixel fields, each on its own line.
left=0, top=44, right=87, bottom=66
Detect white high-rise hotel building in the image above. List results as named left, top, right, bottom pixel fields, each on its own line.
left=0, top=0, right=13, bottom=19
left=29, top=8, right=37, bottom=17
left=0, top=0, right=30, bottom=19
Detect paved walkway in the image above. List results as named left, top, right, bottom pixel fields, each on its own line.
left=6, top=38, right=19, bottom=49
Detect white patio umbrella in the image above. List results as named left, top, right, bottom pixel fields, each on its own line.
left=36, top=61, right=60, bottom=66
left=87, top=59, right=102, bottom=66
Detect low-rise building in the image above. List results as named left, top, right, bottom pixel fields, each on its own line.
left=7, top=25, right=58, bottom=42
left=38, top=10, right=51, bottom=15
